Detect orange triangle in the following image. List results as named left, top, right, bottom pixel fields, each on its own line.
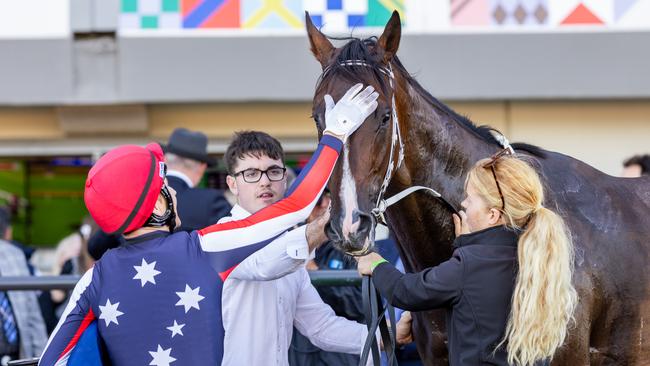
left=561, top=3, right=604, bottom=25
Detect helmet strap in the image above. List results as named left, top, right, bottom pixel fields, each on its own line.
left=144, top=185, right=177, bottom=232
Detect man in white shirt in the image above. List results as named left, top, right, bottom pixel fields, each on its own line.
left=220, top=130, right=372, bottom=366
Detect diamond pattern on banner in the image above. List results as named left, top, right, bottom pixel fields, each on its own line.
left=490, top=0, right=549, bottom=26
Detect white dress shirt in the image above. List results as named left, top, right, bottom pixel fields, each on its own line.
left=220, top=205, right=369, bottom=366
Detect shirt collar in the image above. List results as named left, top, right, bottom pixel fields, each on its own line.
left=453, top=225, right=519, bottom=249
left=229, top=204, right=252, bottom=220
left=166, top=170, right=194, bottom=188
left=121, top=230, right=171, bottom=246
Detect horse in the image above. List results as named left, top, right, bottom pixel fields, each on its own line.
left=305, top=11, right=650, bottom=365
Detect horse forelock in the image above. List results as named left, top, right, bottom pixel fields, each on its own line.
left=315, top=37, right=391, bottom=95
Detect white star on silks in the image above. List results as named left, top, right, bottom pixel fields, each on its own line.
left=148, top=344, right=176, bottom=366
left=175, top=284, right=205, bottom=313
left=98, top=299, right=124, bottom=327
left=166, top=320, right=185, bottom=338
left=133, top=258, right=161, bottom=287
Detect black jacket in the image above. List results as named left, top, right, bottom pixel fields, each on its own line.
left=167, top=175, right=231, bottom=232
left=373, top=225, right=526, bottom=366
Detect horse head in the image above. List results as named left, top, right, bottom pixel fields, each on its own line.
left=306, top=11, right=404, bottom=254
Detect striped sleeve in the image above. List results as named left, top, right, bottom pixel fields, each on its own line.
left=39, top=268, right=98, bottom=366
left=197, top=135, right=342, bottom=255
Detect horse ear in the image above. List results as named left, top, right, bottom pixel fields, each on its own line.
left=305, top=11, right=335, bottom=68
left=378, top=11, right=402, bottom=63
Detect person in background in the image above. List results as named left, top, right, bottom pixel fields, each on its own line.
left=50, top=218, right=95, bottom=320
left=0, top=207, right=47, bottom=365
left=164, top=128, right=232, bottom=231
left=621, top=154, right=650, bottom=177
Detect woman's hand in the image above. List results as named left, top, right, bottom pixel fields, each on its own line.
left=356, top=252, right=384, bottom=276
left=452, top=211, right=470, bottom=237
left=396, top=311, right=414, bottom=346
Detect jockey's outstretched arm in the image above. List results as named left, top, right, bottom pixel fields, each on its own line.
left=198, top=84, right=379, bottom=275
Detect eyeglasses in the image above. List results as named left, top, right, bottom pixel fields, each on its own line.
left=233, top=166, right=287, bottom=183
left=482, top=148, right=512, bottom=211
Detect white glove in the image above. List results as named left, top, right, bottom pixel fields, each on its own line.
left=324, top=83, right=379, bottom=142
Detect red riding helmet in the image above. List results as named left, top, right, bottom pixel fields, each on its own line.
left=84, top=143, right=166, bottom=235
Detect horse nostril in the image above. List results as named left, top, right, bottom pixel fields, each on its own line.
left=352, top=211, right=375, bottom=242
left=325, top=221, right=342, bottom=242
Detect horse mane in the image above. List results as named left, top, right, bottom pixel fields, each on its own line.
left=320, top=36, right=547, bottom=158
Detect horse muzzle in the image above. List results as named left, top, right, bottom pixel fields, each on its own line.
left=326, top=210, right=375, bottom=255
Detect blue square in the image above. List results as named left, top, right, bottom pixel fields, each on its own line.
left=311, top=15, right=323, bottom=27
left=327, top=0, right=343, bottom=10
left=348, top=14, right=365, bottom=27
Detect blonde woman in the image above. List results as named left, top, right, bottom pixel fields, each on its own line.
left=357, top=150, right=577, bottom=366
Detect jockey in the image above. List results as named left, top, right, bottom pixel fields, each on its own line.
left=38, top=83, right=378, bottom=366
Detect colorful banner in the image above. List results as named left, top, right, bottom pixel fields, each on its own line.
left=119, top=0, right=650, bottom=31
left=121, top=0, right=182, bottom=29
left=304, top=0, right=405, bottom=30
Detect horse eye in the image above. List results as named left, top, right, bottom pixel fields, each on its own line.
left=381, top=112, right=391, bottom=125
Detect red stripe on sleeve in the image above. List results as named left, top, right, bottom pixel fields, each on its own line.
left=58, top=309, right=96, bottom=361
left=198, top=144, right=339, bottom=236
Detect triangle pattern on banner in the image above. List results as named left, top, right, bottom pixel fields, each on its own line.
left=615, top=0, right=639, bottom=20
left=561, top=3, right=605, bottom=24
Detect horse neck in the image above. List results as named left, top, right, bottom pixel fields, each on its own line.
left=384, top=75, right=498, bottom=270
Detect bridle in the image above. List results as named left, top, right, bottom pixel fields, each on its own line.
left=322, top=60, right=459, bottom=233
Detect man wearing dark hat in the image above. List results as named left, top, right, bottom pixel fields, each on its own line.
left=164, top=128, right=231, bottom=232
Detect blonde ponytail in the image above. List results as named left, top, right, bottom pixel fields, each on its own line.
left=467, top=155, right=577, bottom=366
left=504, top=206, right=577, bottom=366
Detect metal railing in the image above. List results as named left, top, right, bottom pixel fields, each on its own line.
left=0, top=270, right=361, bottom=291
left=1, top=270, right=362, bottom=366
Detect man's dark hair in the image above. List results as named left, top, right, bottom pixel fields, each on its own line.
left=623, top=154, right=650, bottom=175
left=0, top=206, right=11, bottom=238
left=224, top=131, right=285, bottom=174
